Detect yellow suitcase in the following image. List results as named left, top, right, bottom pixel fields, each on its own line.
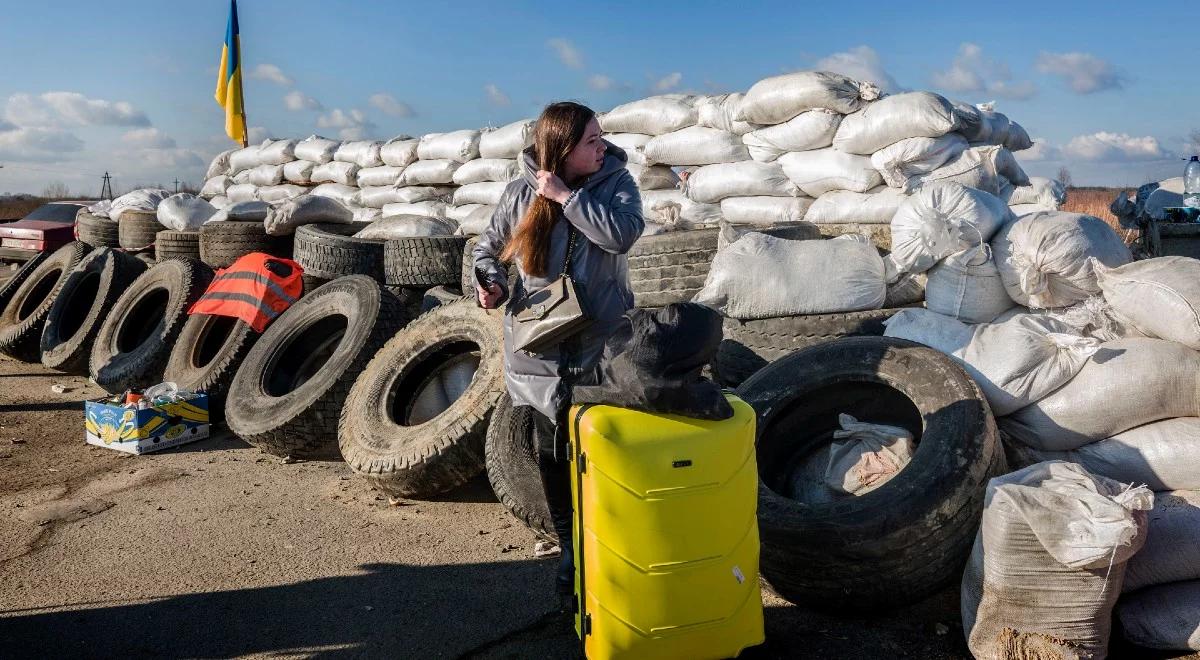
left=569, top=394, right=764, bottom=660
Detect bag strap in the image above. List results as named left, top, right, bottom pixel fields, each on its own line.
left=561, top=224, right=577, bottom=278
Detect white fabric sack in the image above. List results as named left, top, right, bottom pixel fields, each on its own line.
left=1093, top=257, right=1200, bottom=350
left=382, top=201, right=450, bottom=218
left=625, top=163, right=680, bottom=191
left=1006, top=177, right=1067, bottom=210
left=714, top=220, right=822, bottom=251
left=417, top=130, right=481, bottom=163
left=208, top=195, right=230, bottom=210
left=351, top=207, right=382, bottom=224
left=1008, top=203, right=1051, bottom=216
left=256, top=139, right=297, bottom=166
left=205, top=149, right=235, bottom=179
left=685, top=161, right=800, bottom=204
left=294, top=135, right=339, bottom=164
left=736, top=71, right=879, bottom=124
left=200, top=176, right=230, bottom=199
left=309, top=183, right=361, bottom=207
left=447, top=203, right=485, bottom=222
left=884, top=272, right=927, bottom=307
left=886, top=182, right=1012, bottom=281
left=719, top=196, right=814, bottom=225
left=310, top=161, right=360, bottom=186
left=641, top=126, right=750, bottom=166
left=224, top=200, right=270, bottom=222
left=453, top=159, right=520, bottom=185
left=742, top=109, right=842, bottom=162
left=959, top=104, right=1011, bottom=146
left=1005, top=121, right=1033, bottom=151
left=358, top=185, right=401, bottom=209
left=804, top=187, right=906, bottom=225
left=357, top=166, right=405, bottom=187
left=454, top=205, right=496, bottom=236
left=479, top=119, right=534, bottom=159
left=824, top=414, right=915, bottom=496
left=379, top=136, right=420, bottom=167
left=1124, top=491, right=1200, bottom=593
left=1006, top=296, right=1149, bottom=343
left=225, top=183, right=258, bottom=203
left=695, top=234, right=886, bottom=319
left=962, top=461, right=1152, bottom=660
left=1001, top=338, right=1200, bottom=451
left=904, top=145, right=1022, bottom=196
left=230, top=169, right=252, bottom=185
left=282, top=160, right=316, bottom=185
left=925, top=246, right=1015, bottom=323
left=156, top=193, right=216, bottom=231
left=227, top=145, right=261, bottom=173
left=1118, top=581, right=1200, bottom=651
left=641, top=190, right=723, bottom=229
left=695, top=93, right=760, bottom=136
left=599, top=96, right=698, bottom=135
left=871, top=134, right=969, bottom=190
left=356, top=214, right=457, bottom=239
left=264, top=195, right=352, bottom=236
left=393, top=186, right=455, bottom=204
left=334, top=141, right=384, bottom=168
left=992, top=211, right=1132, bottom=309
left=778, top=148, right=882, bottom=197
left=247, top=164, right=285, bottom=187
left=256, top=184, right=307, bottom=204
left=399, top=160, right=461, bottom=185
left=1144, top=178, right=1186, bottom=220
left=452, top=181, right=507, bottom=207
left=603, top=134, right=652, bottom=165
left=834, top=92, right=959, bottom=155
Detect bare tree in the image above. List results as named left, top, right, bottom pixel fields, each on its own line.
left=1056, top=166, right=1074, bottom=188
left=41, top=181, right=70, bottom=199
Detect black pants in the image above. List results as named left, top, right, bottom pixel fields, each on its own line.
left=528, top=405, right=575, bottom=598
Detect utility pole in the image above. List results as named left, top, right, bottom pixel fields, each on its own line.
left=174, top=178, right=180, bottom=193
left=100, top=172, right=113, bottom=200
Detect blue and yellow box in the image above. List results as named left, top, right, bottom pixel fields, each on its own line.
left=84, top=393, right=210, bottom=454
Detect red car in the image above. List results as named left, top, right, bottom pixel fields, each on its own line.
left=0, top=201, right=90, bottom=262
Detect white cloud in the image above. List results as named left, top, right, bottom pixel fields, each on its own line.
left=1063, top=132, right=1168, bottom=162
left=484, top=84, right=511, bottom=107
left=284, top=90, right=323, bottom=112
left=931, top=43, right=1036, bottom=100
left=0, top=119, right=15, bottom=132
left=1035, top=52, right=1123, bottom=94
left=547, top=38, right=583, bottom=70
left=652, top=72, right=682, bottom=92
left=249, top=63, right=293, bottom=87
left=587, top=75, right=615, bottom=92
left=247, top=126, right=273, bottom=143
left=129, top=148, right=205, bottom=170
left=815, top=46, right=901, bottom=94
left=121, top=127, right=176, bottom=149
left=0, top=127, right=84, bottom=161
left=316, top=109, right=376, bottom=141
left=369, top=93, right=413, bottom=117
left=5, top=92, right=150, bottom=128
left=1018, top=138, right=1061, bottom=162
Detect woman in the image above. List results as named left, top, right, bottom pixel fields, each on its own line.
left=473, top=101, right=644, bottom=609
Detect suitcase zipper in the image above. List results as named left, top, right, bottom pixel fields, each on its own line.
left=573, top=404, right=595, bottom=657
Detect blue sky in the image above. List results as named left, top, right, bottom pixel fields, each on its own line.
left=0, top=0, right=1196, bottom=195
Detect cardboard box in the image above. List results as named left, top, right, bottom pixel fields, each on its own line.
left=85, top=393, right=210, bottom=455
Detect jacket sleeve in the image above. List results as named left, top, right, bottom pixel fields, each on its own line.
left=562, top=170, right=644, bottom=254
left=472, top=183, right=519, bottom=293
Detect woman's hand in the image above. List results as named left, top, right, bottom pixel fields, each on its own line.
left=476, top=281, right=504, bottom=309
left=536, top=170, right=572, bottom=205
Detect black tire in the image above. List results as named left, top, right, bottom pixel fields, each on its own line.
left=460, top=236, right=518, bottom=295
left=302, top=274, right=331, bottom=296
left=485, top=392, right=553, bottom=539
left=628, top=228, right=719, bottom=308
left=118, top=210, right=166, bottom=251
left=163, top=313, right=259, bottom=421
left=713, top=308, right=908, bottom=388
left=384, top=236, right=468, bottom=287
left=339, top=299, right=504, bottom=497
left=40, top=248, right=147, bottom=374
left=736, top=336, right=1004, bottom=612
left=0, top=242, right=90, bottom=362
left=0, top=252, right=49, bottom=314
left=226, top=276, right=409, bottom=459
left=199, top=221, right=293, bottom=269
left=134, top=251, right=157, bottom=267
left=421, top=285, right=464, bottom=314
left=294, top=224, right=385, bottom=281
left=156, top=230, right=201, bottom=262
left=76, top=212, right=121, bottom=249
left=89, top=258, right=214, bottom=394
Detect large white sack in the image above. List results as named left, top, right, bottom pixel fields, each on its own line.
left=350, top=206, right=383, bottom=224
left=452, top=181, right=507, bottom=206
left=310, top=161, right=360, bottom=186
left=356, top=185, right=400, bottom=209
left=904, top=145, right=1024, bottom=195
left=382, top=201, right=450, bottom=218
left=1006, top=177, right=1067, bottom=209
left=230, top=169, right=252, bottom=185
left=227, top=145, right=261, bottom=173
left=720, top=196, right=813, bottom=225
left=992, top=211, right=1132, bottom=309
left=1118, top=581, right=1200, bottom=651
left=1005, top=121, right=1033, bottom=151
left=294, top=135, right=339, bottom=164
left=884, top=308, right=1098, bottom=416
left=804, top=186, right=906, bottom=225
left=886, top=182, right=1012, bottom=280
left=625, top=163, right=680, bottom=191
left=695, top=234, right=886, bottom=319
left=393, top=186, right=456, bottom=204
left=454, top=205, right=496, bottom=236
left=833, top=92, right=959, bottom=155
left=399, top=160, right=461, bottom=185
left=417, top=130, right=481, bottom=163
left=225, top=183, right=258, bottom=203
left=334, top=140, right=384, bottom=168
left=955, top=103, right=1010, bottom=145
left=225, top=201, right=270, bottom=221
left=1001, top=338, right=1200, bottom=451
left=961, top=462, right=1152, bottom=660
left=453, top=158, right=519, bottom=185
left=925, top=246, right=1015, bottom=323
left=684, top=161, right=800, bottom=204
left=247, top=164, right=285, bottom=187
left=264, top=195, right=352, bottom=236
left=208, top=195, right=230, bottom=210
left=742, top=109, right=842, bottom=162
left=642, top=190, right=723, bottom=229
left=379, top=136, right=420, bottom=167
left=282, top=160, right=316, bottom=185
left=200, top=176, right=230, bottom=199
left=446, top=203, right=484, bottom=222
left=206, top=149, right=235, bottom=179
left=603, top=134, right=652, bottom=165
left=823, top=414, right=914, bottom=496
left=357, top=166, right=405, bottom=187
left=778, top=148, right=882, bottom=197
left=641, top=126, right=750, bottom=166
left=256, top=138, right=297, bottom=166
left=884, top=272, right=927, bottom=307
left=695, top=93, right=760, bottom=136
left=599, top=96, right=698, bottom=135
left=156, top=193, right=216, bottom=231
left=1094, top=257, right=1200, bottom=350
left=309, top=183, right=361, bottom=207
left=1125, top=491, right=1200, bottom=593
left=736, top=71, right=879, bottom=124
left=355, top=214, right=457, bottom=239
left=256, top=184, right=307, bottom=204
left=871, top=134, right=969, bottom=190
left=479, top=119, right=534, bottom=159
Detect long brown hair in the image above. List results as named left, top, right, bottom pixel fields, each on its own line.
left=500, top=101, right=596, bottom=277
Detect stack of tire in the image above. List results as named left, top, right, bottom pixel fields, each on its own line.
left=198, top=221, right=292, bottom=269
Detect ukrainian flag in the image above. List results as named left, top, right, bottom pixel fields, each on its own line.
left=214, top=0, right=246, bottom=145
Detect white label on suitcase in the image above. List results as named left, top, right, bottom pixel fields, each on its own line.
left=732, top=565, right=745, bottom=584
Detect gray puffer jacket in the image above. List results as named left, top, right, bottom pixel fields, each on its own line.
left=473, top=142, right=644, bottom=418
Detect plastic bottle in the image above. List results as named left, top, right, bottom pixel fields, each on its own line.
left=1185, top=156, right=1200, bottom=209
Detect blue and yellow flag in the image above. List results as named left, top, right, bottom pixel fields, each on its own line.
left=214, top=0, right=246, bottom=145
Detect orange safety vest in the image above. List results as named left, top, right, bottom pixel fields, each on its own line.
left=189, top=253, right=304, bottom=332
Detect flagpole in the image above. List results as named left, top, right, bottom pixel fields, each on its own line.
left=240, top=110, right=248, bottom=148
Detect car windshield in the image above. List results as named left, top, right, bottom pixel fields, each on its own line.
left=25, top=203, right=83, bottom=223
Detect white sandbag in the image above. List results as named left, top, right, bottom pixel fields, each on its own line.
left=719, top=196, right=814, bottom=225
left=357, top=185, right=400, bottom=209
left=695, top=234, right=885, bottom=319
left=1006, top=177, right=1067, bottom=210
left=452, top=181, right=507, bottom=207
left=309, top=183, right=360, bottom=207
left=803, top=186, right=906, bottom=225
left=334, top=140, right=384, bottom=168
left=379, top=136, right=419, bottom=167
left=1005, top=418, right=1200, bottom=493
left=599, top=96, right=698, bottom=135
left=833, top=92, right=958, bottom=155
left=1001, top=338, right=1200, bottom=451
left=1094, top=257, right=1200, bottom=350
left=871, top=134, right=969, bottom=190
left=208, top=195, right=230, bottom=210
left=200, top=176, right=230, bottom=199
left=393, top=186, right=456, bottom=204
left=736, top=71, right=879, bottom=124
left=479, top=119, right=534, bottom=159
left=294, top=135, right=339, bottom=164
left=778, top=148, right=882, bottom=197
left=231, top=169, right=252, bottom=185
left=884, top=272, right=927, bottom=307
left=992, top=211, right=1132, bottom=309
left=224, top=200, right=270, bottom=222
left=454, top=205, right=496, bottom=236
left=603, top=134, right=652, bottom=165
left=206, top=149, right=235, bottom=179
left=350, top=207, right=382, bottom=224
left=256, top=184, right=307, bottom=204
left=695, top=93, right=760, bottom=136
left=227, top=145, right=261, bottom=173
left=256, top=138, right=297, bottom=166
left=1125, top=491, right=1200, bottom=593
left=1005, top=121, right=1033, bottom=152
left=355, top=215, right=457, bottom=239
left=684, top=161, right=800, bottom=204
left=264, top=195, right=352, bottom=236
left=155, top=193, right=216, bottom=231
left=956, top=104, right=1012, bottom=146
left=399, top=160, right=461, bottom=186
left=310, top=161, right=360, bottom=186
left=961, top=461, right=1152, bottom=660
left=625, top=163, right=681, bottom=191
left=823, top=414, right=914, bottom=496
left=642, top=190, right=723, bottom=229
left=1144, top=178, right=1186, bottom=220
left=281, top=160, right=315, bottom=186
left=641, top=126, right=750, bottom=166
left=1118, top=581, right=1200, bottom=651
left=447, top=203, right=485, bottom=222
left=886, top=182, right=1012, bottom=280
left=357, top=166, right=405, bottom=187
left=417, top=130, right=481, bottom=163
left=382, top=201, right=450, bottom=218
left=453, top=159, right=520, bottom=185
left=247, top=164, right=285, bottom=187
left=903, top=145, right=1021, bottom=196
left=225, top=183, right=259, bottom=204
left=742, top=109, right=842, bottom=162
left=925, top=246, right=1015, bottom=323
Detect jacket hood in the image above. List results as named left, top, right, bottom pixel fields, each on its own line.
left=520, top=139, right=629, bottom=191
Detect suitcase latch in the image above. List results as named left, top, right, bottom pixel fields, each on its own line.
left=578, top=452, right=587, bottom=474
left=583, top=613, right=592, bottom=635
